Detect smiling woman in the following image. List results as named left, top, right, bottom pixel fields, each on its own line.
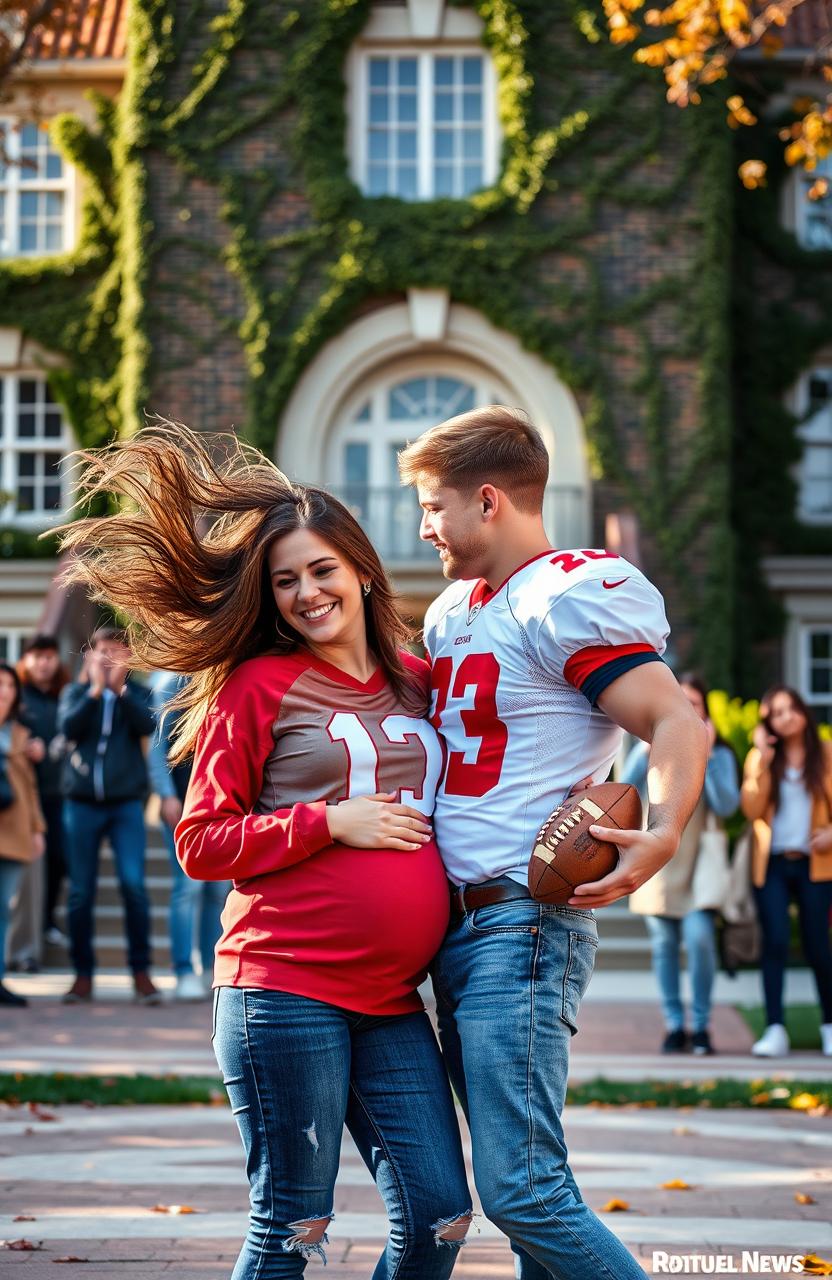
left=55, top=422, right=473, bottom=1279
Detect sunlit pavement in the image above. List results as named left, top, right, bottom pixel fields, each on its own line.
left=1, top=971, right=830, bottom=1276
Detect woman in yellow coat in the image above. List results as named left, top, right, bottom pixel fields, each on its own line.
left=741, top=685, right=832, bottom=1057
left=0, top=663, right=46, bottom=1007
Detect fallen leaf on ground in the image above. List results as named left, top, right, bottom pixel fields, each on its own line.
left=790, top=1093, right=822, bottom=1111
left=801, top=1256, right=832, bottom=1276
left=672, top=1126, right=696, bottom=1136
left=1, top=1238, right=43, bottom=1250
left=27, top=1103, right=58, bottom=1122
left=149, top=1204, right=199, bottom=1215
left=661, top=1179, right=693, bottom=1190
left=751, top=1092, right=771, bottom=1105
left=13, top=1215, right=36, bottom=1222
left=600, top=1199, right=630, bottom=1212
left=795, top=1192, right=817, bottom=1205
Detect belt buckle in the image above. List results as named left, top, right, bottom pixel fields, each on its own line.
left=449, top=883, right=466, bottom=916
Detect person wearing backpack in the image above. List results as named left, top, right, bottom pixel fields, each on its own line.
left=0, top=663, right=46, bottom=1007
left=741, top=686, right=832, bottom=1057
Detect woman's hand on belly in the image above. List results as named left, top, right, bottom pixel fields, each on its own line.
left=326, top=793, right=433, bottom=851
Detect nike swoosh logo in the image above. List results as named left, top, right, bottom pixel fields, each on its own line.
left=602, top=578, right=629, bottom=589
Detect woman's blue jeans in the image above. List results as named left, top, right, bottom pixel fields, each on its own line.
left=754, top=855, right=832, bottom=1025
left=163, top=825, right=228, bottom=976
left=213, top=987, right=472, bottom=1279
left=644, top=910, right=717, bottom=1033
left=0, top=857, right=24, bottom=980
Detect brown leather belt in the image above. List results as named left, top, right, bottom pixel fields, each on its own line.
left=780, top=849, right=808, bottom=861
left=448, top=877, right=533, bottom=920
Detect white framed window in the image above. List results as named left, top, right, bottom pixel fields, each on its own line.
left=0, top=121, right=75, bottom=257
left=0, top=375, right=72, bottom=523
left=0, top=629, right=30, bottom=665
left=783, top=154, right=832, bottom=251
left=794, top=367, right=832, bottom=524
left=350, top=47, right=499, bottom=200
left=801, top=625, right=832, bottom=727
left=326, top=356, right=512, bottom=559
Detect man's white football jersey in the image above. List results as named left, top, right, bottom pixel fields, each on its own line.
left=424, top=548, right=670, bottom=885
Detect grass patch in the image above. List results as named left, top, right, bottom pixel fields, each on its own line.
left=0, top=1073, right=830, bottom=1110
left=738, top=1004, right=822, bottom=1051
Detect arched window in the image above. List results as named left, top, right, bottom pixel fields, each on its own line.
left=326, top=357, right=512, bottom=559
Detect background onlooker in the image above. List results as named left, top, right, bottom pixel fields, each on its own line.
left=16, top=635, right=70, bottom=952
left=741, top=686, right=832, bottom=1058
left=626, top=673, right=740, bottom=1056
left=0, top=663, right=46, bottom=1007
left=58, top=627, right=160, bottom=1006
left=148, top=671, right=228, bottom=1001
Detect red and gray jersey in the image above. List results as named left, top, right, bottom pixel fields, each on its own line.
left=176, top=650, right=449, bottom=1015
left=423, top=549, right=669, bottom=886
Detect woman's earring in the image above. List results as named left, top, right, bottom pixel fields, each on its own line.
left=362, top=582, right=372, bottom=597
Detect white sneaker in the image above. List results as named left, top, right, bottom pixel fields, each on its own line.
left=199, top=970, right=214, bottom=996
left=751, top=1023, right=790, bottom=1057
left=174, top=972, right=206, bottom=1002
left=821, top=1024, right=832, bottom=1057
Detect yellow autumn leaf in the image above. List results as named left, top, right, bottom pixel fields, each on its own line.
left=795, top=1192, right=817, bottom=1205
left=150, top=1204, right=199, bottom=1215
left=790, top=1092, right=821, bottom=1111
left=801, top=1256, right=832, bottom=1277
left=601, top=1198, right=630, bottom=1212
left=738, top=155, right=767, bottom=185
left=808, top=179, right=829, bottom=201
left=661, top=1179, right=693, bottom=1190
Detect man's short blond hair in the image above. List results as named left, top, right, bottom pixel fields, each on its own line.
left=398, top=406, right=550, bottom=513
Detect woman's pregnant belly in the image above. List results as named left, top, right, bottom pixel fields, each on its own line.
left=214, top=839, right=450, bottom=1016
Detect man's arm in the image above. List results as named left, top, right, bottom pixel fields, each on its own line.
left=568, top=662, right=708, bottom=909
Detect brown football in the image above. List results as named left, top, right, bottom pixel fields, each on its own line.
left=528, top=782, right=642, bottom=905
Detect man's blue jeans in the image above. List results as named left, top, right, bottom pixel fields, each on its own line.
left=162, top=824, right=229, bottom=976
left=433, top=897, right=648, bottom=1280
left=644, top=910, right=717, bottom=1034
left=214, top=987, right=472, bottom=1278
left=64, top=798, right=151, bottom=977
left=0, top=857, right=24, bottom=981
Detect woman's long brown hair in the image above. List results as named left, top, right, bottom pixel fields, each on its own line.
left=759, top=684, right=827, bottom=810
left=55, top=423, right=422, bottom=762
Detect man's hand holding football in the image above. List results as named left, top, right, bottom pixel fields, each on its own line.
left=568, top=823, right=678, bottom=908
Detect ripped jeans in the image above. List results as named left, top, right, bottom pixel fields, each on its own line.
left=213, top=987, right=472, bottom=1279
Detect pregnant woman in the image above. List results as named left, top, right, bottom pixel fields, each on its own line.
left=58, top=426, right=472, bottom=1278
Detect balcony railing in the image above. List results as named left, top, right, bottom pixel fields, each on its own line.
left=328, top=484, right=588, bottom=564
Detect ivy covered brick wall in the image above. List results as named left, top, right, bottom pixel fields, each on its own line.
left=0, top=0, right=747, bottom=686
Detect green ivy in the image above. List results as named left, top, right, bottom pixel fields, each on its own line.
left=0, top=0, right=759, bottom=688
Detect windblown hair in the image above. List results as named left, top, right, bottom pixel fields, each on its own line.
left=397, top=405, right=550, bottom=513
left=759, top=684, right=827, bottom=810
left=56, top=423, right=421, bottom=763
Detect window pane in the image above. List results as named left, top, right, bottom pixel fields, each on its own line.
left=397, top=130, right=417, bottom=162
left=353, top=401, right=371, bottom=423
left=434, top=165, right=454, bottom=197
left=434, top=129, right=454, bottom=160
left=462, top=92, right=482, bottom=123
left=17, top=454, right=35, bottom=476
left=17, top=413, right=35, bottom=437
left=43, top=411, right=62, bottom=438
left=369, top=59, right=389, bottom=87
left=20, top=124, right=39, bottom=150
left=390, top=378, right=427, bottom=418
left=369, top=132, right=388, bottom=162
left=46, top=192, right=63, bottom=216
left=462, top=57, right=482, bottom=85
left=369, top=95, right=389, bottom=125
left=367, top=166, right=389, bottom=196
left=435, top=57, right=454, bottom=86
left=463, top=128, right=482, bottom=160
left=462, top=164, right=483, bottom=193
left=20, top=191, right=38, bottom=217
left=435, top=93, right=454, bottom=123
left=344, top=442, right=369, bottom=486
left=811, top=632, right=831, bottom=660
left=812, top=666, right=832, bottom=694
left=396, top=166, right=418, bottom=200
left=398, top=58, right=417, bottom=88
left=17, top=485, right=35, bottom=512
left=46, top=152, right=63, bottom=180
left=45, top=223, right=63, bottom=251
left=44, top=484, right=62, bottom=510
left=19, top=380, right=36, bottom=404
left=19, top=225, right=37, bottom=251
left=45, top=453, right=62, bottom=476
left=398, top=92, right=417, bottom=124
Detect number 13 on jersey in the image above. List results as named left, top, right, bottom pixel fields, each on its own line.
left=431, top=653, right=508, bottom=798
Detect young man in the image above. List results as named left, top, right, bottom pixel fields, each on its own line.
left=58, top=627, right=160, bottom=1005
left=399, top=406, right=708, bottom=1280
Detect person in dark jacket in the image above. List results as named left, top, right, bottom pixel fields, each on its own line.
left=58, top=627, right=160, bottom=1005
left=16, top=635, right=69, bottom=950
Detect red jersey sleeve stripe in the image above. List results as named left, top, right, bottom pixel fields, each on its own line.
left=563, top=642, right=657, bottom=691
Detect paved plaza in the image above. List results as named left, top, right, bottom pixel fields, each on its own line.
left=0, top=972, right=830, bottom=1277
